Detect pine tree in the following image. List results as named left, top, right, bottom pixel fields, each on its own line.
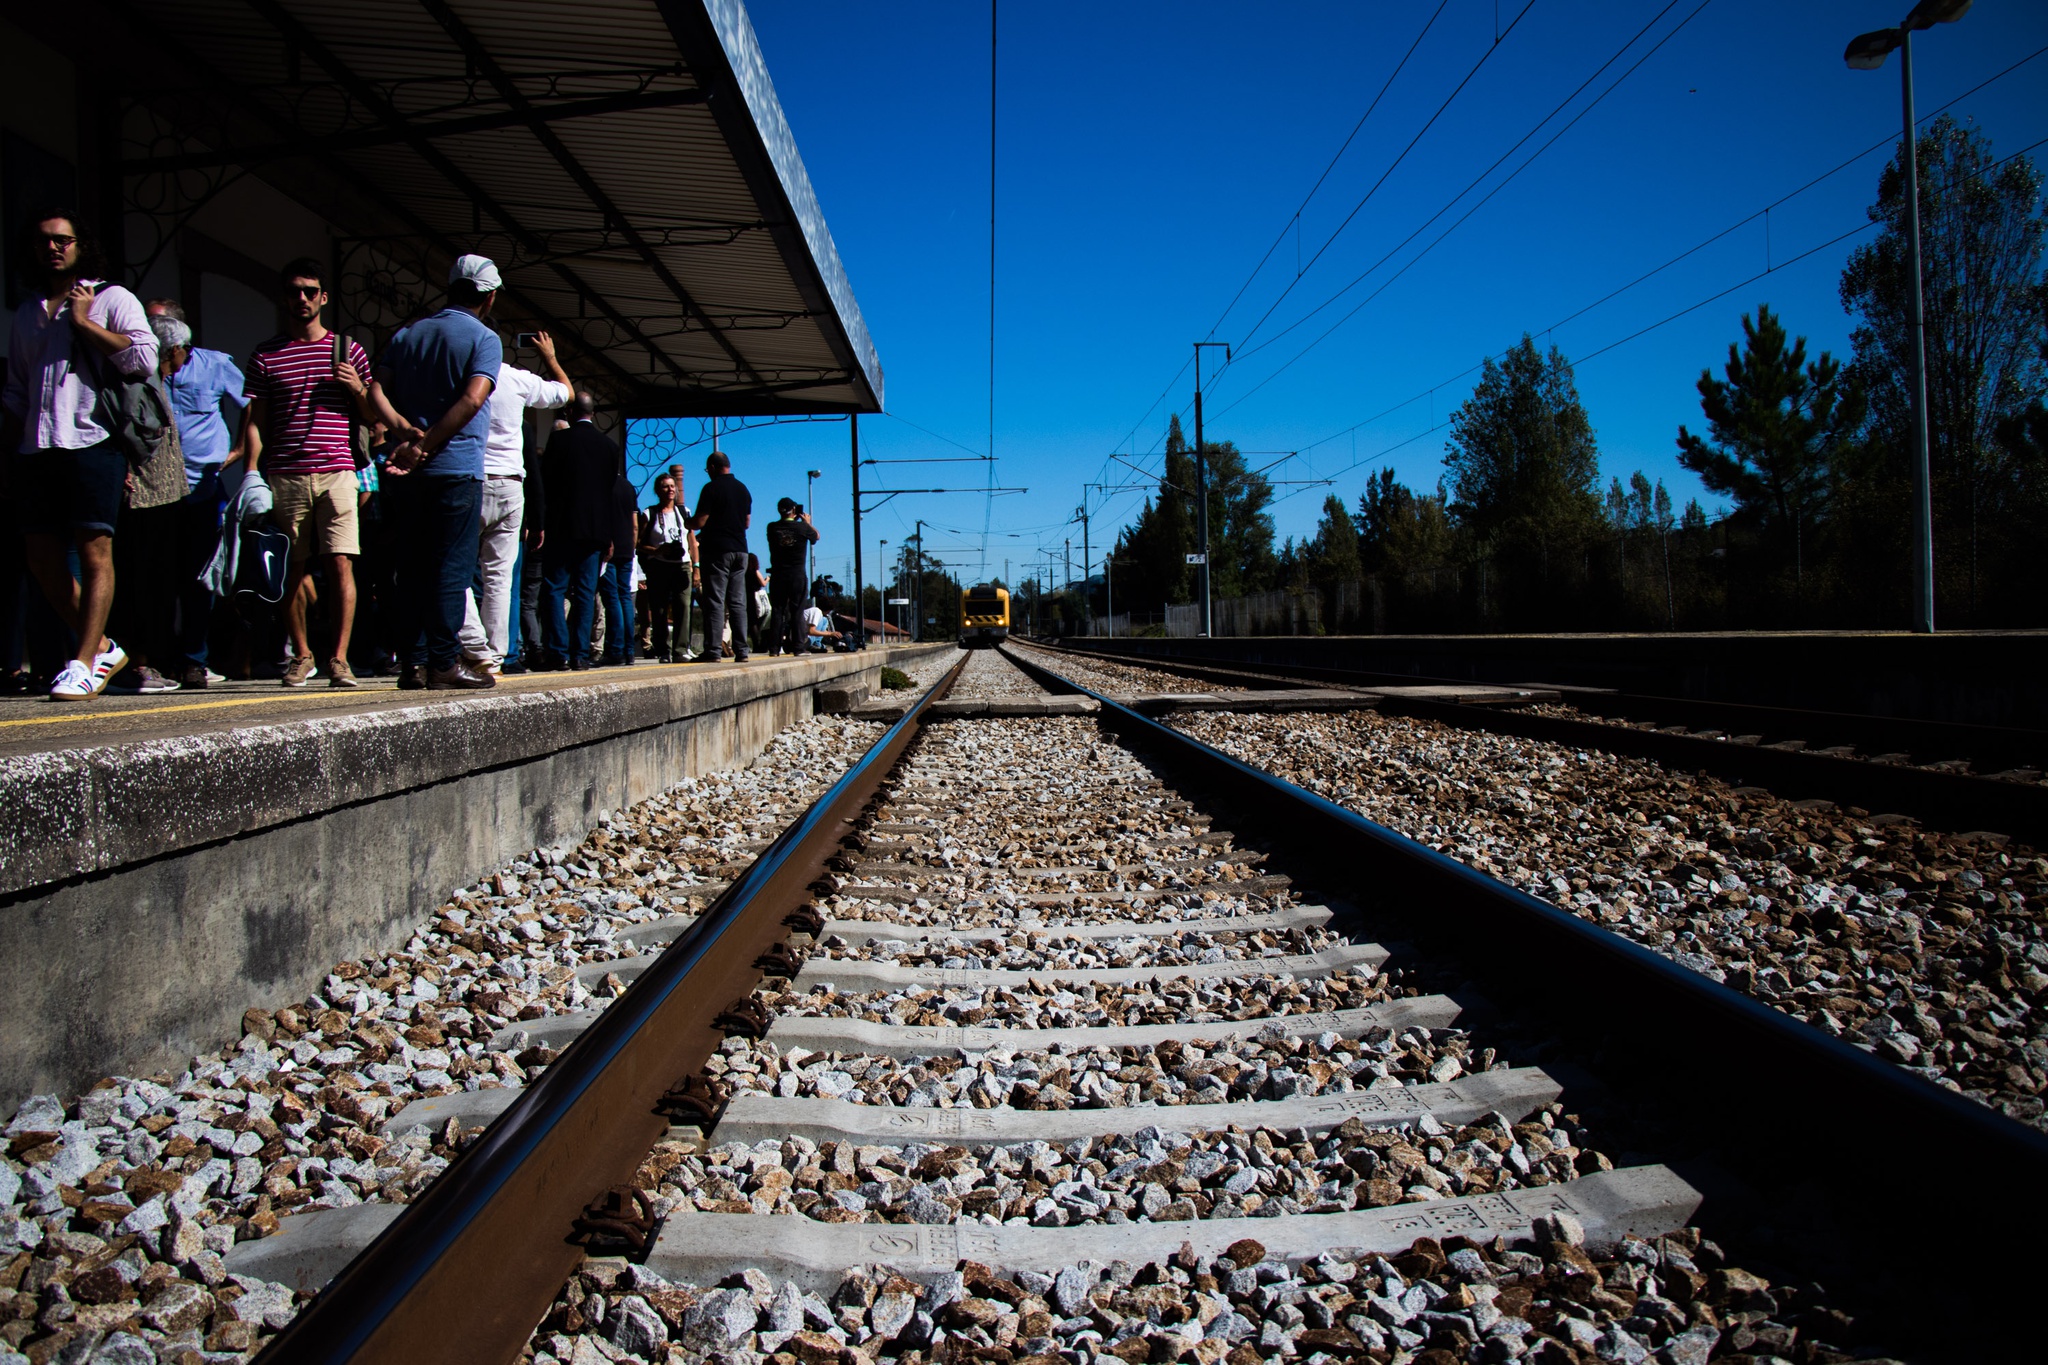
left=1443, top=335, right=1603, bottom=614
left=1676, top=305, right=1862, bottom=553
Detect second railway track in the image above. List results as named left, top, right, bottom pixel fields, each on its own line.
left=235, top=647, right=2044, bottom=1364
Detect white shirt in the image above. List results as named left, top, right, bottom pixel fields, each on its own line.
left=803, top=605, right=830, bottom=635
left=483, top=364, right=570, bottom=477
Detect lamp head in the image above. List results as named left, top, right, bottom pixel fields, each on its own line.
left=1844, top=27, right=1902, bottom=69
left=1904, top=0, right=1970, bottom=31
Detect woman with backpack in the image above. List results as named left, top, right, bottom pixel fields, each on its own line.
left=0, top=209, right=159, bottom=699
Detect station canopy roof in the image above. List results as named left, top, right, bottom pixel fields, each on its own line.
left=71, top=0, right=883, bottom=417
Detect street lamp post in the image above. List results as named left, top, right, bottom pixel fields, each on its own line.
left=1845, top=0, right=1970, bottom=635
left=806, top=468, right=822, bottom=586
left=1191, top=341, right=1230, bottom=637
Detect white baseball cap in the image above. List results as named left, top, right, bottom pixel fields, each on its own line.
left=449, top=254, right=502, bottom=292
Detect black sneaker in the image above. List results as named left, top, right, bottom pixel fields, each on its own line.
left=178, top=665, right=210, bottom=690
left=501, top=657, right=530, bottom=676
left=397, top=664, right=426, bottom=690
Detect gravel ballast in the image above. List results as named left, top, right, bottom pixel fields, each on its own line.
left=1170, top=707, right=2048, bottom=1130
left=512, top=659, right=1877, bottom=1365
left=0, top=714, right=886, bottom=1364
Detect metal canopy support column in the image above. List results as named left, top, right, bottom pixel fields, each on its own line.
left=851, top=414, right=865, bottom=651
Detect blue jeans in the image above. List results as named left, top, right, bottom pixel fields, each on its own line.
left=387, top=473, right=482, bottom=671
left=540, top=542, right=602, bottom=663
left=597, top=560, right=635, bottom=661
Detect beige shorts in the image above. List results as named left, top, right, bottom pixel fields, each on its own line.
left=269, top=470, right=360, bottom=565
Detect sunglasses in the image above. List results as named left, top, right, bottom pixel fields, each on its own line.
left=287, top=284, right=324, bottom=299
left=42, top=233, right=78, bottom=247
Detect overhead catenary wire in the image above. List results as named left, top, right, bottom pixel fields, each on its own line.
left=1199, top=0, right=1453, bottom=343
left=1265, top=131, right=2048, bottom=513
left=1210, top=0, right=1708, bottom=417
left=1212, top=29, right=2048, bottom=424
left=1228, top=0, right=1541, bottom=356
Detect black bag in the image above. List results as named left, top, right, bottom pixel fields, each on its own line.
left=234, top=525, right=293, bottom=605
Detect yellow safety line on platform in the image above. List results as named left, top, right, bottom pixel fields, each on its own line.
left=0, top=691, right=396, bottom=729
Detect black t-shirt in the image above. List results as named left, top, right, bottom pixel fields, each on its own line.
left=694, top=473, right=752, bottom=558
left=764, top=515, right=818, bottom=577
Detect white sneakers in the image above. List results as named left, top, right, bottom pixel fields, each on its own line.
left=48, top=661, right=96, bottom=699
left=49, top=640, right=128, bottom=700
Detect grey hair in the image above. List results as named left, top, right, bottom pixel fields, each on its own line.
left=150, top=315, right=192, bottom=350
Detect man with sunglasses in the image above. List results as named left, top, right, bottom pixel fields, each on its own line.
left=241, top=258, right=382, bottom=687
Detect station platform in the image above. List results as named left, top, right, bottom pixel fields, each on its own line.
left=0, top=645, right=949, bottom=1113
left=0, top=657, right=809, bottom=760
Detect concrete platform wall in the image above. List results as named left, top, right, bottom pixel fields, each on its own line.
left=0, top=649, right=950, bottom=1111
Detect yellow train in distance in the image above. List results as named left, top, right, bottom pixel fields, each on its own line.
left=960, top=584, right=1011, bottom=648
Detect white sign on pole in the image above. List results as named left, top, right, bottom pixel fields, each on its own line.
left=1185, top=553, right=1207, bottom=565
left=886, top=597, right=910, bottom=605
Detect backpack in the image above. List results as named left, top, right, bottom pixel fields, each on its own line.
left=74, top=284, right=179, bottom=475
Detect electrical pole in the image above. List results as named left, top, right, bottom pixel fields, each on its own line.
left=1192, top=341, right=1230, bottom=638
left=1076, top=501, right=1091, bottom=637
left=850, top=415, right=865, bottom=650
left=1901, top=27, right=1935, bottom=634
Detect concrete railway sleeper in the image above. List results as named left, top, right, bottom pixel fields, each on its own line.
left=3, top=648, right=2030, bottom=1362
left=1013, top=640, right=2048, bottom=1134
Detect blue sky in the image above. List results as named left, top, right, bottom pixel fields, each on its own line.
left=679, top=0, right=2048, bottom=598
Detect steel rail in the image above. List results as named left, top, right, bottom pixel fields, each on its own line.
left=1004, top=645, right=2047, bottom=1359
left=254, top=656, right=965, bottom=1365
left=1027, top=638, right=2048, bottom=845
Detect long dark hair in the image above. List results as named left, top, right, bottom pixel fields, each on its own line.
left=15, top=207, right=107, bottom=285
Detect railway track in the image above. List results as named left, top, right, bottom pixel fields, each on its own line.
left=80, top=647, right=2043, bottom=1362
left=1019, top=639, right=2048, bottom=848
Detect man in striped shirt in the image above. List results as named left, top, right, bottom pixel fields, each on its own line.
left=241, top=257, right=386, bottom=688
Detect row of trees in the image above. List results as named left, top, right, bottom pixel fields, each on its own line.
left=1093, top=116, right=2045, bottom=633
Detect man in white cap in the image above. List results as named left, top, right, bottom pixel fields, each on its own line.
left=368, top=254, right=504, bottom=689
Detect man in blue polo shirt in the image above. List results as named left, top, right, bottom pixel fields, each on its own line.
left=147, top=301, right=247, bottom=689
left=371, top=255, right=503, bottom=690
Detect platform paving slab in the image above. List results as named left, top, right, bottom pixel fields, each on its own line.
left=492, top=993, right=1464, bottom=1057
left=647, top=1165, right=1701, bottom=1292
left=790, top=941, right=1386, bottom=995
left=222, top=1201, right=403, bottom=1294
left=715, top=1066, right=1558, bottom=1148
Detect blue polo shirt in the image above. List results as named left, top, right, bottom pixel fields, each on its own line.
left=165, top=347, right=247, bottom=487
left=377, top=307, right=501, bottom=479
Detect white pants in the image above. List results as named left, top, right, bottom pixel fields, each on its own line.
left=459, top=477, right=525, bottom=666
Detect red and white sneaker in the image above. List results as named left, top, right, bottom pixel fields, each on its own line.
left=89, top=639, right=127, bottom=693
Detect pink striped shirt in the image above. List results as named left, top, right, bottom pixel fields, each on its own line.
left=247, top=332, right=371, bottom=476
left=2, top=281, right=158, bottom=452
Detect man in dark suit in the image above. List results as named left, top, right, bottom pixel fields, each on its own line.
left=534, top=393, right=619, bottom=670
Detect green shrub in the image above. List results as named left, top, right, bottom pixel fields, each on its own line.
left=879, top=667, right=912, bottom=691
